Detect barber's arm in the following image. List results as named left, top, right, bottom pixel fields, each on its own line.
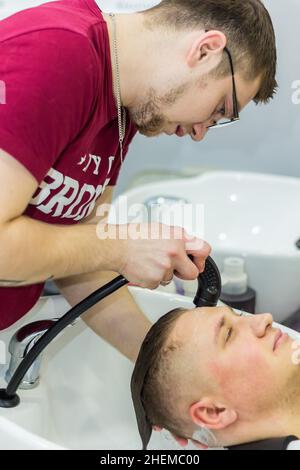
left=0, top=149, right=209, bottom=289
left=55, top=186, right=152, bottom=363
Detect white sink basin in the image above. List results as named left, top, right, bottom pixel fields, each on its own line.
left=112, top=171, right=300, bottom=322
left=0, top=290, right=196, bottom=450
left=0, top=290, right=299, bottom=450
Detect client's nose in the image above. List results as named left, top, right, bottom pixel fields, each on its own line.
left=250, top=313, right=274, bottom=338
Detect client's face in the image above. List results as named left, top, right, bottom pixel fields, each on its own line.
left=169, top=306, right=299, bottom=423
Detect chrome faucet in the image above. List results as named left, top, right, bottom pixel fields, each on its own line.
left=0, top=275, right=128, bottom=408
left=144, top=195, right=189, bottom=210
left=5, top=319, right=58, bottom=390
left=144, top=195, right=190, bottom=224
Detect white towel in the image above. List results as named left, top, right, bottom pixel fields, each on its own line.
left=287, top=440, right=300, bottom=450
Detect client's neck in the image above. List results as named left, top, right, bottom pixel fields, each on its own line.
left=220, top=370, right=300, bottom=446
left=283, top=411, right=300, bottom=439
left=219, top=405, right=300, bottom=447
left=275, top=377, right=300, bottom=439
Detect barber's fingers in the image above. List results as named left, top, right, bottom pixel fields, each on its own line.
left=183, top=231, right=210, bottom=252
left=153, top=427, right=188, bottom=447
left=160, top=269, right=174, bottom=286
left=191, top=439, right=209, bottom=450
left=153, top=427, right=208, bottom=450
left=172, top=245, right=200, bottom=280
left=171, top=435, right=208, bottom=450
left=164, top=240, right=211, bottom=281
left=171, top=434, right=188, bottom=447
left=173, top=255, right=200, bottom=280
left=184, top=234, right=212, bottom=273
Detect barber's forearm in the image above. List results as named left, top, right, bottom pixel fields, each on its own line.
left=56, top=271, right=152, bottom=362
left=83, top=286, right=152, bottom=362
left=0, top=216, right=119, bottom=286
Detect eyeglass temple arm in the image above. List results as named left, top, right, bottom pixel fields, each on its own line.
left=224, top=46, right=239, bottom=119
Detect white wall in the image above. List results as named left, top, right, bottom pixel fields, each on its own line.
left=1, top=1, right=299, bottom=196
left=98, top=0, right=160, bottom=12
left=115, top=0, right=300, bottom=195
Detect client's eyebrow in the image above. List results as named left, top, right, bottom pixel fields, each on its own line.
left=215, top=315, right=225, bottom=345
left=227, top=306, right=237, bottom=315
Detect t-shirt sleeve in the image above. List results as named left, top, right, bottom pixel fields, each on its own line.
left=0, top=29, right=98, bottom=183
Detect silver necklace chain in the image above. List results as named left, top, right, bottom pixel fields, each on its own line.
left=109, top=13, right=126, bottom=164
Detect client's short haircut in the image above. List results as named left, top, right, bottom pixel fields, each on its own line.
left=131, top=307, right=187, bottom=450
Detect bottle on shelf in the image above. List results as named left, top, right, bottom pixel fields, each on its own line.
left=220, top=257, right=256, bottom=314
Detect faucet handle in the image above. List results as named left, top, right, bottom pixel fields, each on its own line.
left=9, top=319, right=59, bottom=359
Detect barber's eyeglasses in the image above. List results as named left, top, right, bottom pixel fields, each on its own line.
left=208, top=47, right=240, bottom=129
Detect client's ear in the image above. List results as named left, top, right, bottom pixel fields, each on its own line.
left=189, top=398, right=237, bottom=430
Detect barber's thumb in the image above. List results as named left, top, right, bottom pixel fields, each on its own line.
left=185, top=238, right=211, bottom=270
left=184, top=234, right=211, bottom=256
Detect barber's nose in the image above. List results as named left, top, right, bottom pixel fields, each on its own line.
left=191, top=123, right=208, bottom=141
left=250, top=313, right=273, bottom=338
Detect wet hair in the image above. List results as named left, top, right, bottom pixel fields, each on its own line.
left=131, top=307, right=188, bottom=449
left=142, top=0, right=278, bottom=104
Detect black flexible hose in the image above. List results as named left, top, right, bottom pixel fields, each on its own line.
left=5, top=275, right=128, bottom=398
left=0, top=255, right=221, bottom=409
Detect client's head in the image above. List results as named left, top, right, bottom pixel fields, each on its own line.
left=131, top=306, right=300, bottom=449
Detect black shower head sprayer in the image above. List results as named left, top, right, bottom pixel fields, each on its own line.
left=193, top=256, right=222, bottom=308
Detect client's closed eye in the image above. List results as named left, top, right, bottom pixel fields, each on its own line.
left=225, top=327, right=233, bottom=343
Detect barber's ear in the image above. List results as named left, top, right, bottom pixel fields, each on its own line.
left=189, top=398, right=237, bottom=430
left=186, top=31, right=227, bottom=69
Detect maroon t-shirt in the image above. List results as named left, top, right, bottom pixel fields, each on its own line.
left=0, top=0, right=137, bottom=329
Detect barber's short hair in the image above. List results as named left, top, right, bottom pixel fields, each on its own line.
left=131, top=307, right=188, bottom=450
left=142, top=0, right=278, bottom=104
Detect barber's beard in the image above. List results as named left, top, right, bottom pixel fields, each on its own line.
left=128, top=94, right=166, bottom=137
left=127, top=82, right=190, bottom=137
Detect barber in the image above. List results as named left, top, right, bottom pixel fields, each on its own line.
left=0, top=0, right=276, bottom=365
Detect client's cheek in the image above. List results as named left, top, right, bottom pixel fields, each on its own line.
left=208, top=347, right=274, bottom=401
left=241, top=345, right=271, bottom=372
left=207, top=360, right=232, bottom=391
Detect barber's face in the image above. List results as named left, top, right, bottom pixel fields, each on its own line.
left=127, top=73, right=260, bottom=141
left=172, top=306, right=299, bottom=416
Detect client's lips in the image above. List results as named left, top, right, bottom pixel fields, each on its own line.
left=273, top=330, right=288, bottom=351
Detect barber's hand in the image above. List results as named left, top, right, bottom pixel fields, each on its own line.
left=113, top=223, right=211, bottom=289
left=153, top=426, right=208, bottom=450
